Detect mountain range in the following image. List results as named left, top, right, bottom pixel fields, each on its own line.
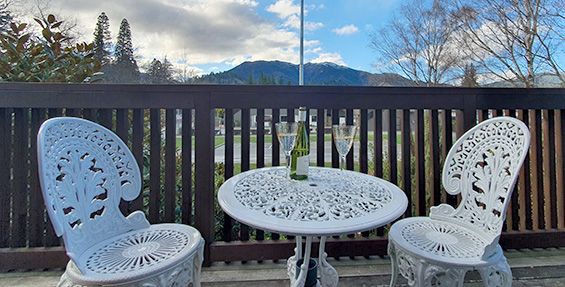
left=190, top=60, right=562, bottom=87
left=194, top=61, right=416, bottom=86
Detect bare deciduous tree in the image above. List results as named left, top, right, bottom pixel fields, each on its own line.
left=452, top=0, right=564, bottom=87
left=370, top=0, right=461, bottom=86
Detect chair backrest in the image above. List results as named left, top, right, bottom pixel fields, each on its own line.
left=432, top=117, right=530, bottom=245
left=38, top=117, right=149, bottom=261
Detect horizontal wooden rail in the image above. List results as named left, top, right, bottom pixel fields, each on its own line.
left=2, top=230, right=565, bottom=270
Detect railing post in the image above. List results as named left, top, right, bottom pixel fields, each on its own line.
left=194, top=94, right=215, bottom=266
left=463, top=93, right=477, bottom=132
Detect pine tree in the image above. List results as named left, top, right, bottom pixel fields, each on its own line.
left=147, top=58, right=162, bottom=84
left=147, top=57, right=175, bottom=84
left=112, top=18, right=139, bottom=83
left=461, top=64, right=479, bottom=87
left=93, top=12, right=111, bottom=66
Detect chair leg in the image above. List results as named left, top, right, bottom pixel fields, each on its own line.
left=193, top=239, right=205, bottom=287
left=424, top=266, right=467, bottom=287
left=388, top=242, right=399, bottom=287
left=392, top=246, right=420, bottom=287
left=392, top=246, right=469, bottom=287
left=57, top=271, right=78, bottom=287
left=478, top=257, right=512, bottom=287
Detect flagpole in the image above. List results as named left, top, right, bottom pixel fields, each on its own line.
left=299, top=0, right=304, bottom=86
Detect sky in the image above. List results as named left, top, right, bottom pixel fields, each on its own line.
left=20, top=0, right=403, bottom=75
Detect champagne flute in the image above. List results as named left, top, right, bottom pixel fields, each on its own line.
left=275, top=122, right=298, bottom=178
left=332, top=124, right=357, bottom=171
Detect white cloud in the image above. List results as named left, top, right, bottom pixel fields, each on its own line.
left=310, top=52, right=346, bottom=66
left=267, top=0, right=324, bottom=31
left=24, top=0, right=303, bottom=68
left=333, top=24, right=359, bottom=36
left=17, top=0, right=344, bottom=73
left=267, top=0, right=300, bottom=19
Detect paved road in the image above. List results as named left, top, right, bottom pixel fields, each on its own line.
left=213, top=141, right=402, bottom=164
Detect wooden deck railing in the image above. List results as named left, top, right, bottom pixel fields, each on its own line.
left=0, top=83, right=564, bottom=270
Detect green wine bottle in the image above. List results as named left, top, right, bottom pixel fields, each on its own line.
left=290, top=107, right=309, bottom=180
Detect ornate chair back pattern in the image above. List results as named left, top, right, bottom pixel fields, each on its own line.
left=38, top=117, right=150, bottom=262
left=431, top=117, right=530, bottom=256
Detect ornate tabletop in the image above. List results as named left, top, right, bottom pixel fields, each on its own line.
left=218, top=166, right=408, bottom=236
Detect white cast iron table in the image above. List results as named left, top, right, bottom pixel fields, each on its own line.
left=218, top=167, right=408, bottom=287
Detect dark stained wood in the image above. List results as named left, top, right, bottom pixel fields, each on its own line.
left=438, top=110, right=456, bottom=206
left=98, top=109, right=112, bottom=129
left=535, top=110, right=545, bottom=229
left=223, top=109, right=234, bottom=242
left=0, top=109, right=10, bottom=247
left=131, top=109, right=144, bottom=212
left=240, top=108, right=250, bottom=241
left=431, top=110, right=442, bottom=206
left=463, top=95, right=477, bottom=131
left=0, top=84, right=565, bottom=267
left=316, top=109, right=325, bottom=167
left=374, top=109, right=385, bottom=237
left=256, top=108, right=265, bottom=241
left=182, top=109, right=193, bottom=226
left=29, top=109, right=45, bottom=247
left=209, top=238, right=389, bottom=262
left=149, top=109, right=161, bottom=223
left=522, top=110, right=533, bottom=230
left=555, top=110, right=565, bottom=229
left=547, top=110, right=558, bottom=229
left=164, top=109, right=176, bottom=223
left=11, top=108, right=29, bottom=248
left=286, top=108, right=295, bottom=122
left=194, top=98, right=215, bottom=266
left=116, top=109, right=129, bottom=215
left=373, top=110, right=383, bottom=178
left=331, top=109, right=339, bottom=168
left=270, top=109, right=280, bottom=241
left=64, top=108, right=80, bottom=117
left=271, top=109, right=280, bottom=167
left=360, top=109, right=370, bottom=238
left=360, top=109, right=368, bottom=173
left=346, top=109, right=354, bottom=170
left=509, top=109, right=520, bottom=231
left=0, top=247, right=68, bottom=271
left=402, top=110, right=411, bottom=217
left=204, top=230, right=565, bottom=263
left=529, top=110, right=540, bottom=230
left=256, top=109, right=265, bottom=169
left=82, top=108, right=97, bottom=121
left=516, top=110, right=528, bottom=231
left=115, top=109, right=128, bottom=142
left=416, top=110, right=426, bottom=215
left=389, top=110, right=397, bottom=184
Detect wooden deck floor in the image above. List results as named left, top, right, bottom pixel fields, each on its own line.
left=1, top=248, right=565, bottom=286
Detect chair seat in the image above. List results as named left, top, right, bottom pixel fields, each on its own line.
left=66, top=223, right=203, bottom=285
left=389, top=217, right=501, bottom=267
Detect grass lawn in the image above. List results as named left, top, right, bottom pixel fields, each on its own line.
left=176, top=132, right=402, bottom=149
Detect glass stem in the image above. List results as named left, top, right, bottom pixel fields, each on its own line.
left=340, top=156, right=346, bottom=170
left=286, top=154, right=291, bottom=177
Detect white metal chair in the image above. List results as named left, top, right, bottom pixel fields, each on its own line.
left=388, top=117, right=530, bottom=287
left=38, top=117, right=204, bottom=287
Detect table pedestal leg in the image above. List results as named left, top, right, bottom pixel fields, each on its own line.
left=287, top=236, right=338, bottom=287
left=288, top=236, right=314, bottom=287
left=318, top=237, right=338, bottom=287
